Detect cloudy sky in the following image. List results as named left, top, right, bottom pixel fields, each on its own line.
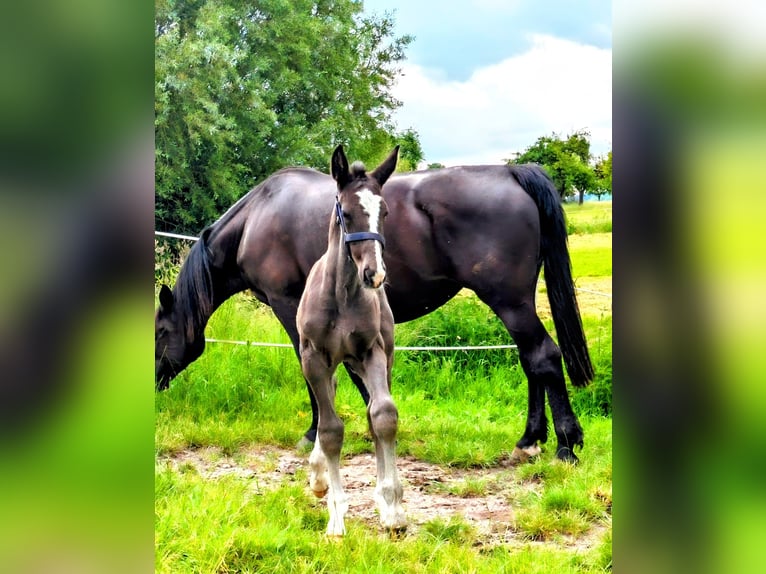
left=362, top=0, right=612, bottom=166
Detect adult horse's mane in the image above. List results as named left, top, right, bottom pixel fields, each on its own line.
left=172, top=166, right=322, bottom=341
left=174, top=229, right=214, bottom=341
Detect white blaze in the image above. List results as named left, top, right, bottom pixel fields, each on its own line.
left=356, top=188, right=386, bottom=283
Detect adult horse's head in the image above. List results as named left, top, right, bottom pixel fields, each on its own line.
left=155, top=284, right=202, bottom=390
left=331, top=145, right=398, bottom=289
left=155, top=285, right=181, bottom=390
left=155, top=239, right=212, bottom=392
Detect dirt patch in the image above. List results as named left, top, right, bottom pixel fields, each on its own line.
left=158, top=446, right=608, bottom=549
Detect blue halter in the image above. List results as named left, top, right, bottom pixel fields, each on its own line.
left=335, top=198, right=386, bottom=254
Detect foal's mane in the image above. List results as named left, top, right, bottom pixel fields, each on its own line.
left=350, top=161, right=366, bottom=179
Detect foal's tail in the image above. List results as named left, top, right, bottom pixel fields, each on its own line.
left=509, top=164, right=594, bottom=387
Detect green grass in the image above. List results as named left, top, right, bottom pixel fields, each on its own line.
left=568, top=233, right=612, bottom=278
left=156, top=201, right=612, bottom=572
left=512, top=419, right=612, bottom=542
left=155, top=307, right=612, bottom=570
left=156, top=464, right=611, bottom=573
left=564, top=201, right=612, bottom=235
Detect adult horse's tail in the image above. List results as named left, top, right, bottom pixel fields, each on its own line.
left=510, top=164, right=595, bottom=387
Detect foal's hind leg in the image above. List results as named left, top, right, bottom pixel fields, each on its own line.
left=493, top=301, right=584, bottom=463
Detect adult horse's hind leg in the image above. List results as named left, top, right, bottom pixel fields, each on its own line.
left=344, top=366, right=371, bottom=406
left=492, top=300, right=584, bottom=463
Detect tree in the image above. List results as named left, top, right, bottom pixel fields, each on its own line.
left=508, top=129, right=600, bottom=204
left=396, top=128, right=424, bottom=171
left=593, top=150, right=612, bottom=199
left=155, top=0, right=414, bottom=234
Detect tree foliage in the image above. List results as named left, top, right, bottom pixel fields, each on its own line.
left=396, top=128, right=425, bottom=171
left=508, top=129, right=606, bottom=204
left=155, top=0, right=414, bottom=233
left=593, top=150, right=612, bottom=199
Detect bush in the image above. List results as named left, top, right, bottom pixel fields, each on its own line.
left=154, top=238, right=191, bottom=289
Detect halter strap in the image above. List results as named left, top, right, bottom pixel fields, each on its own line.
left=335, top=199, right=386, bottom=249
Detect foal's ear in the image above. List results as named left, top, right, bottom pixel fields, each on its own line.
left=370, top=145, right=400, bottom=187
left=159, top=284, right=174, bottom=313
left=331, top=145, right=350, bottom=189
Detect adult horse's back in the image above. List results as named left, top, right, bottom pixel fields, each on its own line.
left=155, top=162, right=593, bottom=462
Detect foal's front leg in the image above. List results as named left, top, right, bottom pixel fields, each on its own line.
left=309, top=431, right=348, bottom=536
left=363, top=349, right=406, bottom=531
left=303, top=357, right=348, bottom=536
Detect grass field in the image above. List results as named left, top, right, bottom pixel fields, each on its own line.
left=155, top=201, right=612, bottom=572
left=566, top=201, right=613, bottom=236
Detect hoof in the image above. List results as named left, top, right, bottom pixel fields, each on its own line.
left=325, top=533, right=344, bottom=541
left=554, top=446, right=580, bottom=464
left=509, top=444, right=542, bottom=465
left=312, top=488, right=328, bottom=499
left=387, top=525, right=407, bottom=539
left=381, top=514, right=407, bottom=533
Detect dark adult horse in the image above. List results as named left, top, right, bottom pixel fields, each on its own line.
left=155, top=153, right=594, bottom=462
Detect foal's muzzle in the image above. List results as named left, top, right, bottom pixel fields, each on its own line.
left=363, top=266, right=386, bottom=289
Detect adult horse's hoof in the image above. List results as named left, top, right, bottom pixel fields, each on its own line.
left=509, top=444, right=542, bottom=465
left=554, top=446, right=580, bottom=464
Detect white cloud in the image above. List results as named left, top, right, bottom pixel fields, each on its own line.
left=391, top=34, right=612, bottom=167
